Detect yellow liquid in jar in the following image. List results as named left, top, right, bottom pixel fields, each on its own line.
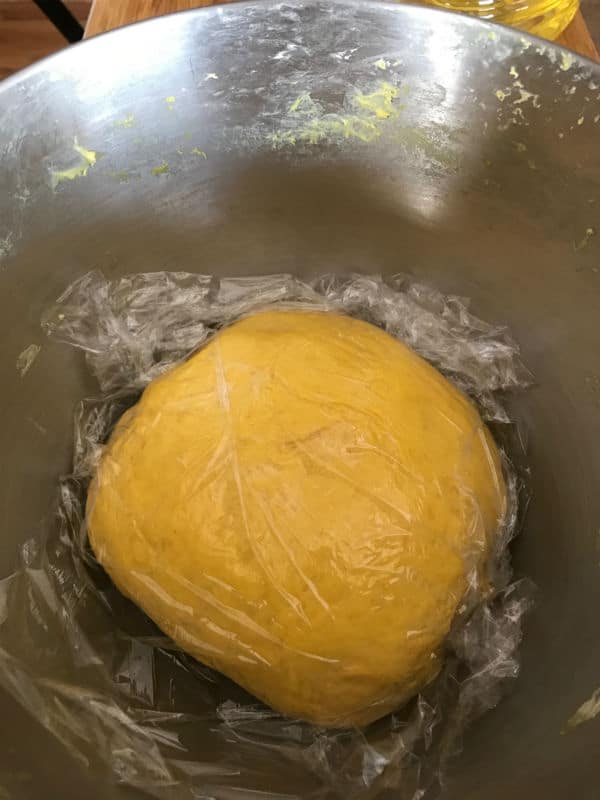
left=420, top=0, right=579, bottom=39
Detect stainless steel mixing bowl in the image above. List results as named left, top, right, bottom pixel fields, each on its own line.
left=1, top=2, right=600, bottom=798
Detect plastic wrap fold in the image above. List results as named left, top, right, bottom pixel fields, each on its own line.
left=0, top=272, right=532, bottom=800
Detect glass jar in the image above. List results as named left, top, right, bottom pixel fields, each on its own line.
left=422, top=0, right=579, bottom=39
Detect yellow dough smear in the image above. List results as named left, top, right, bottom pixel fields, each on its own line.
left=87, top=310, right=506, bottom=727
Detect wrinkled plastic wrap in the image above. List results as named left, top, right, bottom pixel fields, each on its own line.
left=1, top=272, right=532, bottom=799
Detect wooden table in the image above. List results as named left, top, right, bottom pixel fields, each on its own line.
left=85, top=0, right=598, bottom=61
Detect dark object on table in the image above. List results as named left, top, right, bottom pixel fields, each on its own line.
left=33, top=0, right=84, bottom=42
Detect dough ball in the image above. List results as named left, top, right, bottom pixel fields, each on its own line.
left=87, top=310, right=506, bottom=727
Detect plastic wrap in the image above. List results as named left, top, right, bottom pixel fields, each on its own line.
left=1, top=272, right=532, bottom=799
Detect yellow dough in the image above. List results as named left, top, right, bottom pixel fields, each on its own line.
left=87, top=310, right=506, bottom=727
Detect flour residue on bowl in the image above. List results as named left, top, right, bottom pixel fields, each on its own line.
left=0, top=232, right=14, bottom=262
left=271, top=78, right=459, bottom=170
left=272, top=80, right=404, bottom=146
left=51, top=138, right=97, bottom=188
left=151, top=163, right=170, bottom=176
left=574, top=227, right=595, bottom=251
left=16, top=344, right=40, bottom=377
left=560, top=52, right=574, bottom=72
left=494, top=67, right=541, bottom=114
left=115, top=114, right=136, bottom=128
left=566, top=687, right=600, bottom=730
